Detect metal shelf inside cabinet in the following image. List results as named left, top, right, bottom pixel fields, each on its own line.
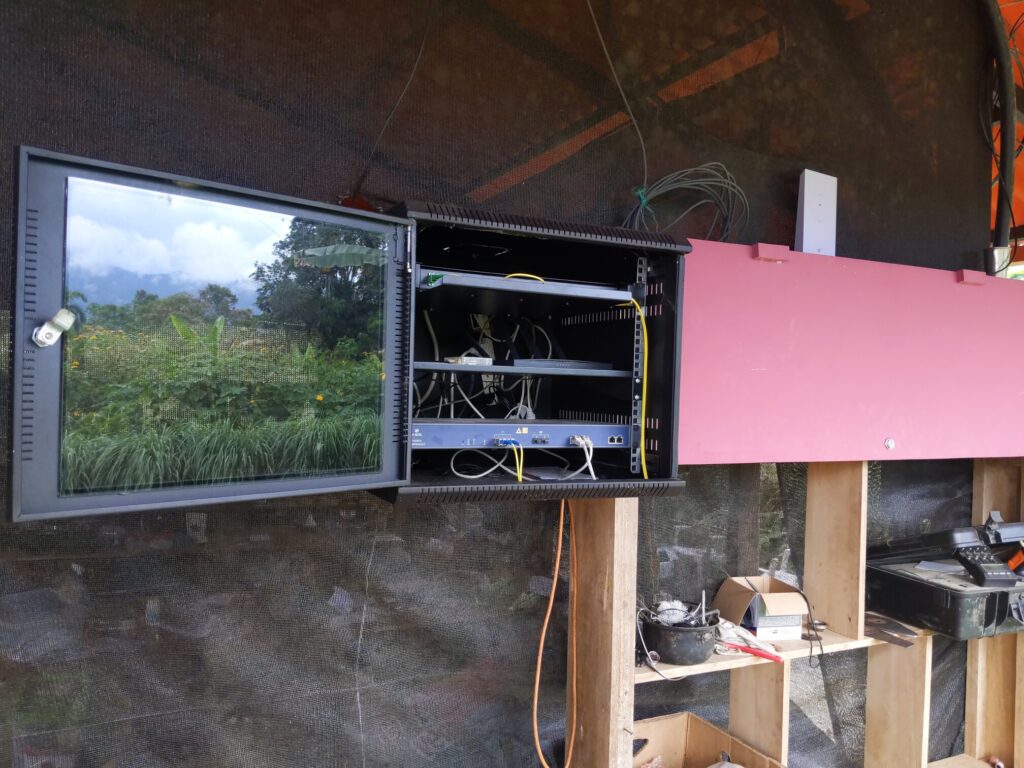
left=413, top=361, right=632, bottom=379
left=416, top=266, right=633, bottom=303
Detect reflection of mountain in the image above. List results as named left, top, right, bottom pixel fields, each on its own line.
left=68, top=266, right=259, bottom=310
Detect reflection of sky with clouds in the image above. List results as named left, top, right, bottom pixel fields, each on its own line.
left=66, top=177, right=293, bottom=297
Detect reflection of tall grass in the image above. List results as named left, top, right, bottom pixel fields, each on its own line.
left=61, top=413, right=381, bottom=494
left=269, top=413, right=381, bottom=474
left=178, top=420, right=274, bottom=484
left=63, top=428, right=180, bottom=493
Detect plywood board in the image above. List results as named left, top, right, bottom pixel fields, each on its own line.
left=729, top=660, right=790, bottom=764
left=965, top=458, right=1020, bottom=767
left=966, top=633, right=1018, bottom=768
left=569, top=497, right=638, bottom=768
left=805, top=461, right=867, bottom=639
left=865, top=635, right=933, bottom=768
left=972, top=458, right=1021, bottom=526
left=1016, top=634, right=1024, bottom=768
left=930, top=756, right=991, bottom=768
left=632, top=712, right=782, bottom=768
left=678, top=241, right=1024, bottom=463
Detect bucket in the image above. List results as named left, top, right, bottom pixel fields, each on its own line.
left=640, top=615, right=719, bottom=666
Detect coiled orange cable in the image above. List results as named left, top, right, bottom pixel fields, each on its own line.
left=531, top=499, right=578, bottom=767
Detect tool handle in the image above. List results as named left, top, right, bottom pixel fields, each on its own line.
left=721, top=641, right=784, bottom=663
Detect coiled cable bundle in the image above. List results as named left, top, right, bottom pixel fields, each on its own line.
left=623, top=162, right=749, bottom=241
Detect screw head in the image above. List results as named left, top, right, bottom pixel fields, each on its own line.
left=884, top=437, right=896, bottom=450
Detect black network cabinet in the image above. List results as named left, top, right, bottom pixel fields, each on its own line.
left=9, top=148, right=688, bottom=521
left=391, top=202, right=688, bottom=502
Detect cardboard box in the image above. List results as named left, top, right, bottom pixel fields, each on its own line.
left=632, top=712, right=784, bottom=768
left=712, top=575, right=808, bottom=640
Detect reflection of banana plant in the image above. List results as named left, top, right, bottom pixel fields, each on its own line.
left=65, top=290, right=89, bottom=327
left=171, top=314, right=225, bottom=356
left=297, top=243, right=386, bottom=269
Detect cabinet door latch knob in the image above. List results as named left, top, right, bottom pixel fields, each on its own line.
left=32, top=308, right=76, bottom=348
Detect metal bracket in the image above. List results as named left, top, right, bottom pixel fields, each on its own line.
left=32, top=308, right=76, bottom=348
left=985, top=245, right=1010, bottom=276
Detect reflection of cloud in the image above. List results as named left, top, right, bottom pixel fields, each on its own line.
left=67, top=215, right=169, bottom=275
left=67, top=214, right=284, bottom=289
left=65, top=177, right=293, bottom=291
left=170, top=221, right=277, bottom=285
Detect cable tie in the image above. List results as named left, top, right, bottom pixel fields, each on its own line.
left=633, top=186, right=653, bottom=213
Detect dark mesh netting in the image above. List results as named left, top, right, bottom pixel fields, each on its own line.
left=0, top=497, right=574, bottom=765
left=0, top=0, right=992, bottom=765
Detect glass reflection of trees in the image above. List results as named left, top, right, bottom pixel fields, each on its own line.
left=61, top=217, right=389, bottom=495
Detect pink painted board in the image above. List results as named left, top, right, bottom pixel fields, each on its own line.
left=678, top=239, right=1024, bottom=464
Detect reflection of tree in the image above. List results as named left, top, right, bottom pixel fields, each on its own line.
left=56, top=217, right=390, bottom=494
left=65, top=290, right=89, bottom=327
left=199, top=284, right=239, bottom=320
left=253, top=219, right=385, bottom=354
left=86, top=286, right=252, bottom=329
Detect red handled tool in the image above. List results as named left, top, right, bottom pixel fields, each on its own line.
left=719, top=642, right=784, bottom=663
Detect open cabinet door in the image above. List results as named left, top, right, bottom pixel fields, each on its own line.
left=12, top=148, right=412, bottom=521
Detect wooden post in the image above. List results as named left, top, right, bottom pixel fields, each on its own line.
left=804, top=461, right=868, bottom=640
left=728, top=660, right=791, bottom=764
left=568, top=497, right=638, bottom=768
left=1017, top=634, right=1024, bottom=768
left=972, top=458, right=1020, bottom=527
left=965, top=459, right=1021, bottom=766
left=864, top=636, right=934, bottom=768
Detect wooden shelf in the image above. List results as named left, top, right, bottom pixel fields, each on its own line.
left=929, top=755, right=991, bottom=768
left=635, top=628, right=880, bottom=684
left=580, top=458, right=1023, bottom=767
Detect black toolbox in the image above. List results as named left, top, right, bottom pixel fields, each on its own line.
left=866, top=560, right=1024, bottom=640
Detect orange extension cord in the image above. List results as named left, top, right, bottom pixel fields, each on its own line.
left=532, top=499, right=578, bottom=768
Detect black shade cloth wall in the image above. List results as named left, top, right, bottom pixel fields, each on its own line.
left=0, top=1, right=991, bottom=765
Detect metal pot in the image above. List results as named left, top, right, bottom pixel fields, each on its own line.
left=640, top=615, right=719, bottom=666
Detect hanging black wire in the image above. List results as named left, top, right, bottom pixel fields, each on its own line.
left=977, top=10, right=1024, bottom=273
left=980, top=0, right=1017, bottom=272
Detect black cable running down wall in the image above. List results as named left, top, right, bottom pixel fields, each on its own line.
left=983, top=0, right=1016, bottom=273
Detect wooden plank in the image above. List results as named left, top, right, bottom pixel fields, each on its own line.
left=677, top=242, right=1024, bottom=463
left=631, top=711, right=690, bottom=767
left=930, top=756, right=991, bottom=768
left=864, top=635, right=933, bottom=768
left=965, top=458, right=1021, bottom=766
left=729, top=660, right=791, bottom=764
left=804, top=461, right=868, bottom=640
left=1017, top=634, right=1024, bottom=768
left=972, top=457, right=1021, bottom=526
left=635, top=627, right=882, bottom=684
left=632, top=712, right=783, bottom=768
left=569, top=497, right=638, bottom=768
left=966, top=634, right=1018, bottom=768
